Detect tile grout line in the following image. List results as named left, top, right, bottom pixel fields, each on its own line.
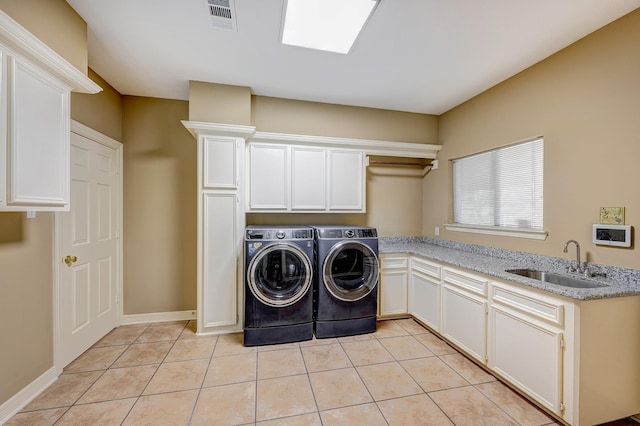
left=186, top=323, right=220, bottom=426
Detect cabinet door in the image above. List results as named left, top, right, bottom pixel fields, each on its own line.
left=203, top=136, right=237, bottom=189
left=441, top=284, right=487, bottom=362
left=249, top=143, right=288, bottom=210
left=202, top=192, right=238, bottom=328
left=0, top=49, right=5, bottom=206
left=379, top=256, right=408, bottom=316
left=328, top=150, right=364, bottom=211
left=489, top=305, right=563, bottom=414
left=409, top=271, right=440, bottom=331
left=7, top=54, right=70, bottom=208
left=291, top=146, right=326, bottom=210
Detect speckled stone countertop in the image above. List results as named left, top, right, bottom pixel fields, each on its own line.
left=379, top=237, right=640, bottom=301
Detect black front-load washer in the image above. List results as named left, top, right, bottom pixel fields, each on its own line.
left=243, top=225, right=314, bottom=346
left=312, top=225, right=379, bottom=338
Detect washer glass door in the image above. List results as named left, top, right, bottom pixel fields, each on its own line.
left=248, top=243, right=313, bottom=307
left=323, top=241, right=379, bottom=301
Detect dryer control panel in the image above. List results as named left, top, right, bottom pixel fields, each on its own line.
left=315, top=227, right=377, bottom=239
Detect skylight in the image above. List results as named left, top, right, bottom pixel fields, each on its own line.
left=281, top=0, right=380, bottom=54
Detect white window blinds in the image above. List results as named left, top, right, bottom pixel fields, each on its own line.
left=453, top=138, right=543, bottom=230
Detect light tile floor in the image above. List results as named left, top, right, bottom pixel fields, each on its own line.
left=5, top=319, right=631, bottom=425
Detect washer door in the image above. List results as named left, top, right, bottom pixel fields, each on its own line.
left=247, top=243, right=313, bottom=307
left=322, top=241, right=379, bottom=302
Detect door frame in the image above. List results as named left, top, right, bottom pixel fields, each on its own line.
left=52, top=120, right=123, bottom=374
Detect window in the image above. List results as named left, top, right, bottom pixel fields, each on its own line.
left=449, top=137, right=545, bottom=239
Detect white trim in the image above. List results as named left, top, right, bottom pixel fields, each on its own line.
left=71, top=120, right=121, bottom=149
left=367, top=165, right=432, bottom=177
left=0, top=366, right=58, bottom=424
left=0, top=10, right=101, bottom=94
left=252, top=131, right=441, bottom=159
left=53, top=124, right=123, bottom=372
left=121, top=310, right=197, bottom=325
left=181, top=120, right=256, bottom=139
left=444, top=223, right=549, bottom=240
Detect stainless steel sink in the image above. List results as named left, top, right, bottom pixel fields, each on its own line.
left=505, top=269, right=607, bottom=289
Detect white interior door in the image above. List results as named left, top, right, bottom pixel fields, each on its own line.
left=58, top=130, right=120, bottom=367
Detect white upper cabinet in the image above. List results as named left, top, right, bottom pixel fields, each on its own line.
left=249, top=143, right=288, bottom=210
left=328, top=150, right=363, bottom=211
left=7, top=54, right=70, bottom=207
left=291, top=146, right=326, bottom=210
left=0, top=11, right=101, bottom=211
left=203, top=136, right=238, bottom=189
left=248, top=141, right=365, bottom=213
left=247, top=132, right=441, bottom=213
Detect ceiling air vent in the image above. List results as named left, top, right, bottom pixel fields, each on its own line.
left=206, top=0, right=237, bottom=30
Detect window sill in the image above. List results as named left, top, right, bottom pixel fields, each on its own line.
left=443, top=224, right=548, bottom=240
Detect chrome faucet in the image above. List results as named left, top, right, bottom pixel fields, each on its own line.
left=563, top=240, right=586, bottom=274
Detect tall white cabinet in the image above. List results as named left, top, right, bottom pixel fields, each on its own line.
left=0, top=11, right=101, bottom=211
left=182, top=122, right=256, bottom=335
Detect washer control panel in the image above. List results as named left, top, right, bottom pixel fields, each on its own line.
left=246, top=227, right=313, bottom=241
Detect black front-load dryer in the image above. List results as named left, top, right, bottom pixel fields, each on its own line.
left=312, top=225, right=379, bottom=338
left=244, top=225, right=314, bottom=346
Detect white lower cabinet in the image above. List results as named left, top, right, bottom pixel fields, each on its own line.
left=441, top=267, right=488, bottom=363
left=489, top=304, right=563, bottom=414
left=488, top=280, right=566, bottom=415
left=441, top=283, right=488, bottom=363
left=409, top=257, right=441, bottom=331
left=378, top=254, right=408, bottom=316
left=202, top=191, right=239, bottom=328
left=386, top=253, right=640, bottom=425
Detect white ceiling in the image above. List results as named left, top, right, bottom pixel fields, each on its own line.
left=66, top=0, right=639, bottom=115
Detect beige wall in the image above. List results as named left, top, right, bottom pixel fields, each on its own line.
left=122, top=96, right=197, bottom=314
left=426, top=9, right=640, bottom=269
left=248, top=96, right=438, bottom=236
left=189, top=81, right=252, bottom=125
left=71, top=69, right=124, bottom=142
left=0, top=0, right=87, bottom=72
left=0, top=0, right=91, bottom=407
left=0, top=213, right=54, bottom=405
left=252, top=96, right=438, bottom=144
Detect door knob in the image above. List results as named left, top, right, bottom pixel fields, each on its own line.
left=64, top=255, right=78, bottom=266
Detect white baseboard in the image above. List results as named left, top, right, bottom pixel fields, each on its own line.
left=120, top=310, right=197, bottom=325
left=0, top=366, right=58, bottom=424
left=631, top=414, right=640, bottom=423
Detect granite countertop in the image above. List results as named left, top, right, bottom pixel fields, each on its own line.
left=379, top=237, right=640, bottom=301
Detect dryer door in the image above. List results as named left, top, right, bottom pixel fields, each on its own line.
left=247, top=243, right=313, bottom=307
left=322, top=241, right=379, bottom=302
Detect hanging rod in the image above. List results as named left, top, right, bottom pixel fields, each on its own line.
left=368, top=160, right=433, bottom=167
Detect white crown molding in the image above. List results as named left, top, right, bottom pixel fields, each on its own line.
left=0, top=11, right=101, bottom=94
left=251, top=131, right=441, bottom=159
left=181, top=120, right=256, bottom=139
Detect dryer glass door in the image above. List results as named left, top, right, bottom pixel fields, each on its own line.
left=323, top=241, right=379, bottom=301
left=248, top=243, right=313, bottom=307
